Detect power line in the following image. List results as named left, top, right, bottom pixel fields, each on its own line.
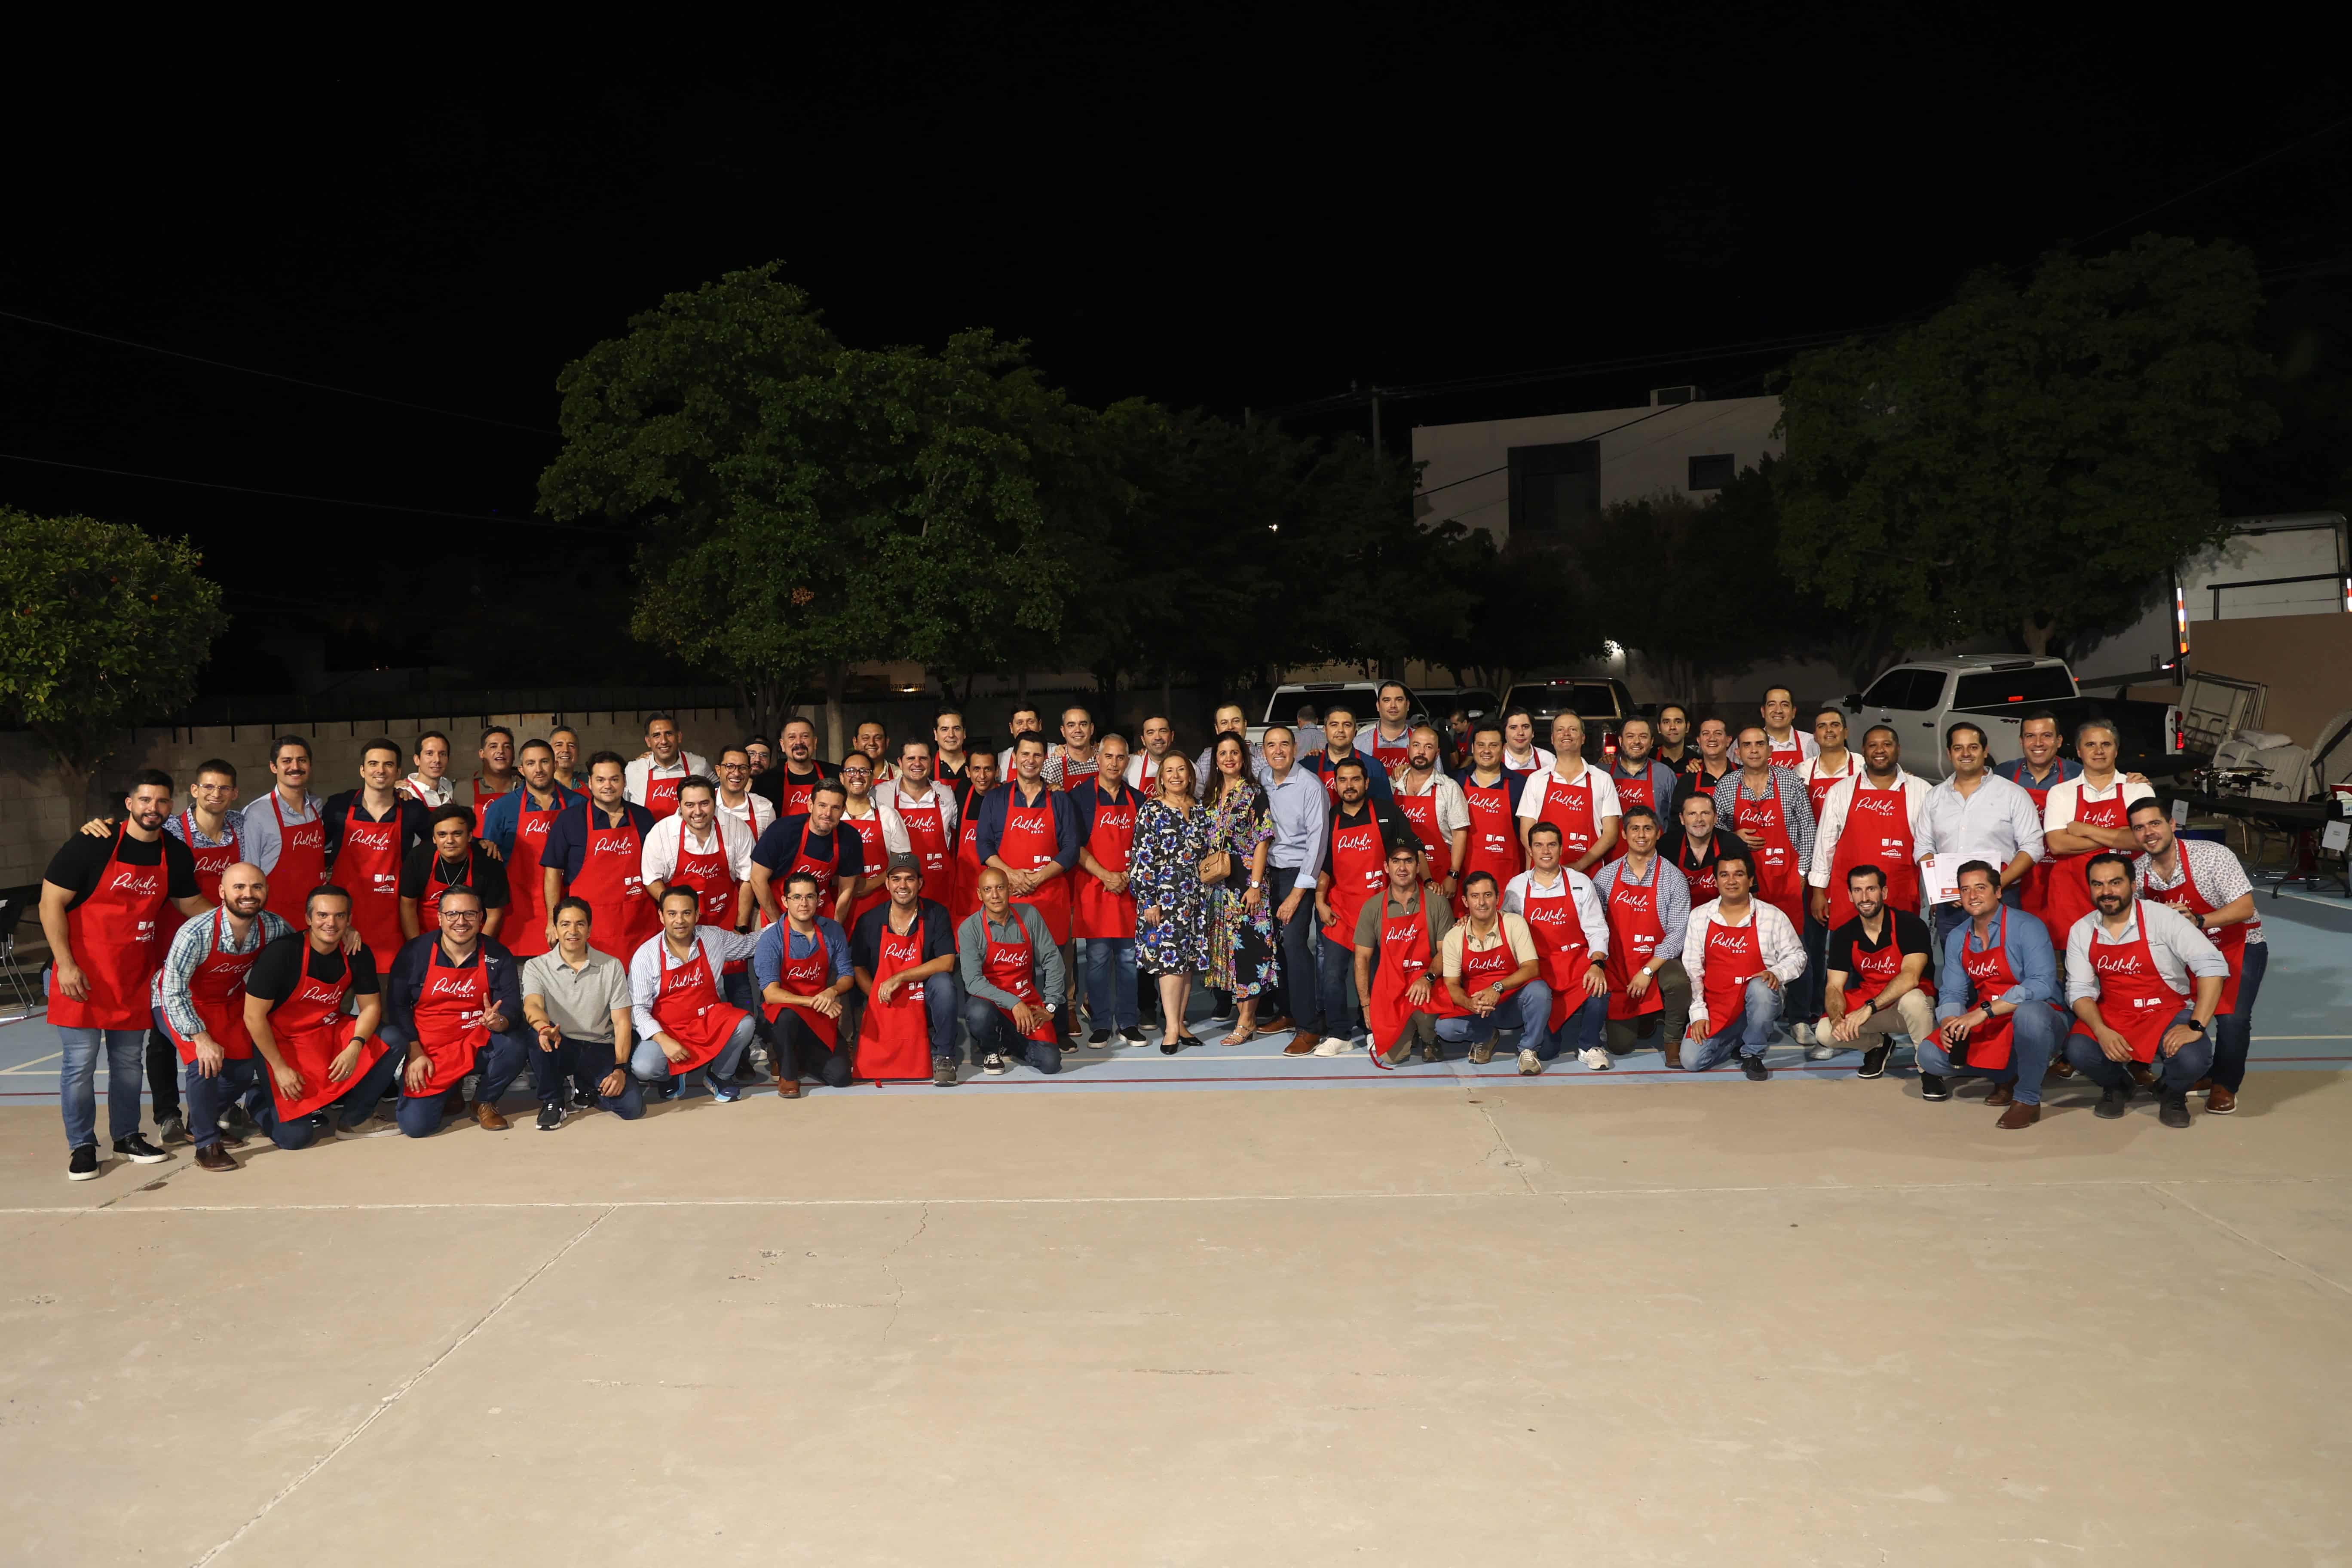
left=2071, top=113, right=2352, bottom=249
left=0, top=307, right=557, bottom=437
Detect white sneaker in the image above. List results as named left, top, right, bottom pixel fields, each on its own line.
left=1790, top=1021, right=1815, bottom=1047
left=1805, top=1042, right=1837, bottom=1061
left=1577, top=1046, right=1610, bottom=1072
left=1519, top=1048, right=1544, bottom=1076
left=1311, top=1036, right=1350, bottom=1056
left=981, top=1054, right=1007, bottom=1076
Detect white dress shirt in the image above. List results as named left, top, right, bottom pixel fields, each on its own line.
left=1502, top=745, right=1556, bottom=775
left=1682, top=897, right=1807, bottom=1030
left=1808, top=769, right=1935, bottom=888
left=1501, top=867, right=1611, bottom=959
left=1393, top=769, right=1470, bottom=834
left=640, top=811, right=756, bottom=889
left=875, top=778, right=960, bottom=839
left=838, top=799, right=911, bottom=857
left=2042, top=775, right=2156, bottom=836
left=625, top=753, right=713, bottom=808
left=714, top=789, right=777, bottom=838
left=2063, top=898, right=2229, bottom=1007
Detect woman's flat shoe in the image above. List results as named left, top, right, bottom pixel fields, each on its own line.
left=1159, top=1038, right=1181, bottom=1055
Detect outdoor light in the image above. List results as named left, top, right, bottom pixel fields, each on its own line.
left=1604, top=640, right=1623, bottom=659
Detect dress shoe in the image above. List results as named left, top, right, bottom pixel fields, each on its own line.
left=194, top=1142, right=238, bottom=1173
left=1985, top=1082, right=2015, bottom=1108
left=2045, top=1055, right=2077, bottom=1080
left=1995, top=1101, right=2040, bottom=1130
left=2192, top=1076, right=2214, bottom=1095
left=1662, top=1041, right=1682, bottom=1070
left=1282, top=1032, right=1320, bottom=1057
left=2205, top=1084, right=2238, bottom=1114
left=2158, top=1094, right=2193, bottom=1129
left=2128, top=1060, right=2156, bottom=1087
left=472, top=1100, right=510, bottom=1131
left=778, top=1078, right=802, bottom=1099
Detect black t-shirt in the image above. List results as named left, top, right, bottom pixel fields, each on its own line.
left=751, top=760, right=840, bottom=813
left=322, top=789, right=429, bottom=864
left=1828, top=910, right=1933, bottom=978
left=245, top=933, right=382, bottom=1005
left=849, top=897, right=957, bottom=972
left=43, top=828, right=199, bottom=913
left=397, top=843, right=509, bottom=906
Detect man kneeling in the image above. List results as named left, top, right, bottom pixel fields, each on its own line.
left=1681, top=849, right=1804, bottom=1081
left=382, top=885, right=533, bottom=1135
left=520, top=896, right=642, bottom=1129
left=1435, top=871, right=1554, bottom=1073
left=1817, top=863, right=1935, bottom=1081
left=958, top=868, right=1065, bottom=1075
left=1922, top=861, right=2068, bottom=1127
left=1357, top=842, right=1455, bottom=1067
left=2061, top=852, right=2226, bottom=1128
left=633, top=888, right=761, bottom=1103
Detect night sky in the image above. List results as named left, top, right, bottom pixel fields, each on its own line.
left=6, top=16, right=2345, bottom=695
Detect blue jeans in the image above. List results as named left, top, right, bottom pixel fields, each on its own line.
left=1084, top=939, right=1139, bottom=1031
left=2064, top=1010, right=2214, bottom=1096
left=58, top=1027, right=144, bottom=1150
left=1562, top=988, right=1608, bottom=1056
left=1317, top=929, right=1362, bottom=1040
left=529, top=1035, right=645, bottom=1120
left=1434, top=980, right=1558, bottom=1055
left=380, top=1026, right=532, bottom=1136
left=1270, top=867, right=1318, bottom=1028
left=630, top=1014, right=756, bottom=1096
left=2211, top=939, right=2266, bottom=1092
left=1685, top=977, right=1778, bottom=1069
left=1914, top=999, right=2066, bottom=1105
left=962, top=996, right=1063, bottom=1073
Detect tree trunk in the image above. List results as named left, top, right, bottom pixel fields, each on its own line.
left=823, top=663, right=848, bottom=763
left=2021, top=614, right=2056, bottom=658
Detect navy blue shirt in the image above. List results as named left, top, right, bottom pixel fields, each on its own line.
left=321, top=790, right=430, bottom=866
left=1302, top=747, right=1395, bottom=804
left=972, top=780, right=1083, bottom=872
left=383, top=934, right=524, bottom=1033
left=538, top=799, right=659, bottom=886
left=749, top=814, right=866, bottom=886
left=1450, top=767, right=1529, bottom=814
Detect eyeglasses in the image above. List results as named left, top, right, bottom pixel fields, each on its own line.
left=840, top=768, right=872, bottom=780
left=441, top=908, right=482, bottom=922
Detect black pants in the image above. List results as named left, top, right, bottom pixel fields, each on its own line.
left=773, top=1009, right=853, bottom=1087
left=146, top=1027, right=181, bottom=1119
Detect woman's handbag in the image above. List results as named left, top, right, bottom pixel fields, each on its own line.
left=1199, top=848, right=1234, bottom=885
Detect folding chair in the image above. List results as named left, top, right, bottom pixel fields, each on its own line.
left=0, top=885, right=46, bottom=1021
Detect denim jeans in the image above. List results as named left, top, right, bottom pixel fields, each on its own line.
left=1316, top=930, right=1362, bottom=1041
left=1084, top=938, right=1139, bottom=1030
left=529, top=1035, right=645, bottom=1120
left=383, top=1027, right=533, bottom=1136
left=962, top=997, right=1064, bottom=1073
left=1685, top=977, right=1779, bottom=1069
left=1434, top=980, right=1558, bottom=1055
left=58, top=1028, right=144, bottom=1150
left=2211, top=939, right=2267, bottom=1093
left=1269, top=867, right=1318, bottom=1029
left=258, top=1046, right=408, bottom=1149
left=1914, top=999, right=2065, bottom=1105
left=630, top=1014, right=756, bottom=1096
left=2063, top=1010, right=2214, bottom=1096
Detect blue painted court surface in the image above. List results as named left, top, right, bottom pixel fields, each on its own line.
left=6, top=889, right=2348, bottom=1103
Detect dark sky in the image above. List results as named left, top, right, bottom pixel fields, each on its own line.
left=6, top=14, right=2346, bottom=692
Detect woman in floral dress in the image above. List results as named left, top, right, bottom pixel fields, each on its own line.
left=1203, top=733, right=1278, bottom=1044
left=1130, top=752, right=1211, bottom=1051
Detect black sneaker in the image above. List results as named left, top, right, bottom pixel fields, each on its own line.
left=1087, top=1028, right=1111, bottom=1046
left=932, top=1058, right=959, bottom=1087
left=2158, top=1094, right=2193, bottom=1129
left=648, top=1078, right=677, bottom=1102
left=220, top=1102, right=257, bottom=1137
left=156, top=1114, right=190, bottom=1146
left=536, top=1102, right=565, bottom=1132
left=573, top=1086, right=598, bottom=1110
left=2094, top=1085, right=2132, bottom=1119
left=1920, top=1073, right=1952, bottom=1102
left=1740, top=1054, right=1770, bottom=1081
left=67, top=1144, right=100, bottom=1181
left=113, top=1133, right=170, bottom=1164
left=1857, top=1044, right=1893, bottom=1080
left=1118, top=1027, right=1148, bottom=1044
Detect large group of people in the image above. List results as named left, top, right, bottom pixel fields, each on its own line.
left=35, top=685, right=2266, bottom=1179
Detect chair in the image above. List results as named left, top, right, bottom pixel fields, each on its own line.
left=0, top=885, right=46, bottom=1021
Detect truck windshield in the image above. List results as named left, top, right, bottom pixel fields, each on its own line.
left=1952, top=667, right=2075, bottom=708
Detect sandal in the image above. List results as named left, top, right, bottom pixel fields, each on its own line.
left=1221, top=1028, right=1256, bottom=1047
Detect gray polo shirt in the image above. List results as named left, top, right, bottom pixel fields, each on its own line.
left=521, top=946, right=631, bottom=1044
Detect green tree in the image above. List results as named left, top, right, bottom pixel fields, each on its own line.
left=1585, top=486, right=1787, bottom=702
left=0, top=507, right=225, bottom=808
left=1776, top=235, right=2278, bottom=657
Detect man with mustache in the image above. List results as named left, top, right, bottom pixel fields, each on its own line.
left=2061, top=851, right=2227, bottom=1128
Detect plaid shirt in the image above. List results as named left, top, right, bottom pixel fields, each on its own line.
left=152, top=909, right=294, bottom=1040
left=1712, top=766, right=1817, bottom=876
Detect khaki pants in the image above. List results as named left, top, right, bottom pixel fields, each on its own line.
left=1816, top=986, right=1934, bottom=1045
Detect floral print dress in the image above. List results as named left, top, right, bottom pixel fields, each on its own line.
left=1204, top=781, right=1279, bottom=995
left=1130, top=796, right=1211, bottom=975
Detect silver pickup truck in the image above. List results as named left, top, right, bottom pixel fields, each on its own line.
left=1845, top=655, right=2185, bottom=780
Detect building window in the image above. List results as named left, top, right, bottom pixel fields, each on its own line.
left=1688, top=453, right=1735, bottom=491
left=1508, top=442, right=1600, bottom=539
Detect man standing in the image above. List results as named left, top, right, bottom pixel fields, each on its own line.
left=1759, top=686, right=1819, bottom=771
left=1669, top=793, right=1744, bottom=907
left=2129, top=799, right=2262, bottom=1114
left=2064, top=851, right=2228, bottom=1128
left=1192, top=703, right=1263, bottom=793
left=548, top=726, right=585, bottom=793
left=1681, top=849, right=1804, bottom=1081
left=243, top=735, right=329, bottom=930
left=957, top=867, right=1066, bottom=1076
left=754, top=872, right=857, bottom=1096
left=1921, top=861, right=2066, bottom=1125
left=539, top=751, right=660, bottom=963
left=1798, top=708, right=1860, bottom=827
left=1125, top=715, right=1177, bottom=795
left=1257, top=726, right=1329, bottom=1043
left=1817, top=865, right=1937, bottom=1081
left=1602, top=717, right=1678, bottom=863
left=1591, top=805, right=1692, bottom=1066
left=1367, top=681, right=1416, bottom=775
left=42, top=769, right=205, bottom=1178
left=1436, top=872, right=1553, bottom=1073
left=641, top=775, right=757, bottom=1016
left=1919, top=723, right=2046, bottom=958
left=152, top=862, right=288, bottom=1172
left=231, top=885, right=398, bottom=1160
left=1669, top=718, right=1736, bottom=818
left=1072, top=735, right=1144, bottom=1044
left=1713, top=728, right=1815, bottom=992
left=1301, top=706, right=1394, bottom=804
left=1452, top=723, right=1527, bottom=912
left=2038, top=720, right=2155, bottom=937
left=153, top=758, right=245, bottom=1144
left=932, top=710, right=974, bottom=789
left=976, top=733, right=1081, bottom=1038
left=402, top=731, right=455, bottom=808
left=1654, top=703, right=1694, bottom=771
left=1392, top=724, right=1470, bottom=907
left=1050, top=706, right=1102, bottom=792
left=747, top=781, right=868, bottom=928
left=1801, top=722, right=1922, bottom=1045
left=878, top=739, right=960, bottom=904
left=1301, top=757, right=1423, bottom=1055
left=625, top=713, right=710, bottom=822
left=478, top=737, right=576, bottom=959
left=995, top=707, right=1046, bottom=778
left=1502, top=822, right=1612, bottom=1071
left=326, top=738, right=431, bottom=962
left=851, top=853, right=963, bottom=1086
left=381, top=885, right=531, bottom=1135
left=1992, top=710, right=2079, bottom=922
left=1500, top=708, right=1553, bottom=776
left=755, top=718, right=838, bottom=818
left=631, top=888, right=761, bottom=1103
left=854, top=721, right=895, bottom=785
left=1520, top=715, right=1622, bottom=871
left=834, top=753, right=896, bottom=927
left=710, top=745, right=778, bottom=840
left=466, top=726, right=522, bottom=833
left=741, top=739, right=775, bottom=785
left=520, top=896, right=641, bottom=1129
left=400, top=805, right=508, bottom=940
left=1357, top=842, right=1456, bottom=1067
left=946, top=750, right=1000, bottom=929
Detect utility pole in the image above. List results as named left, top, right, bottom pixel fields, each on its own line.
left=1370, top=390, right=1383, bottom=460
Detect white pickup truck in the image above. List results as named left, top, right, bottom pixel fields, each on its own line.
left=1844, top=655, right=2186, bottom=781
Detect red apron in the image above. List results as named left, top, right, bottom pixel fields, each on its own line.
left=1365, top=900, right=1467, bottom=1067
left=1503, top=751, right=1543, bottom=775
left=1519, top=879, right=1590, bottom=1029
left=981, top=924, right=1059, bottom=1043
left=2149, top=856, right=2254, bottom=1014
left=1073, top=791, right=1138, bottom=938
left=950, top=815, right=986, bottom=928
left=842, top=809, right=889, bottom=926
left=261, top=793, right=327, bottom=929
left=1603, top=868, right=1666, bottom=1020
left=1059, top=752, right=1100, bottom=793
left=1001, top=792, right=1072, bottom=944
left=855, top=919, right=934, bottom=1079
left=760, top=928, right=841, bottom=1047
left=1604, top=768, right=1655, bottom=864
left=649, top=941, right=745, bottom=1075
left=1133, top=756, right=1161, bottom=795
left=2042, top=786, right=2131, bottom=936
left=898, top=793, right=953, bottom=903
left=2071, top=917, right=2190, bottom=1063
left=1675, top=837, right=1722, bottom=905
left=1459, top=776, right=1523, bottom=915
left=339, top=800, right=406, bottom=961
left=572, top=806, right=655, bottom=963
left=263, top=948, right=389, bottom=1121
left=779, top=772, right=820, bottom=817
left=1698, top=916, right=1763, bottom=1038
left=671, top=830, right=744, bottom=974
left=643, top=767, right=685, bottom=822
left=1826, top=779, right=1920, bottom=927
left=417, top=854, right=469, bottom=933
left=405, top=949, right=490, bottom=1094
left=1371, top=729, right=1412, bottom=775
left=471, top=777, right=512, bottom=836
left=2009, top=766, right=2064, bottom=921
left=164, top=813, right=238, bottom=943
left=1455, top=927, right=1521, bottom=1006
left=160, top=910, right=261, bottom=1060
left=1767, top=737, right=1807, bottom=770
left=502, top=792, right=563, bottom=958
left=781, top=829, right=845, bottom=911
left=1395, top=783, right=1454, bottom=885
left=1957, top=911, right=2023, bottom=1069
left=49, top=825, right=171, bottom=1030
left=1530, top=769, right=1601, bottom=864
left=1805, top=756, right=1857, bottom=826
left=1732, top=783, right=1805, bottom=931
left=1843, top=934, right=1905, bottom=1010
left=1322, top=817, right=1387, bottom=943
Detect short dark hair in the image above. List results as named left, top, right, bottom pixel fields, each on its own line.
left=2127, top=798, right=2168, bottom=823
left=361, top=738, right=403, bottom=764
left=900, top=738, right=933, bottom=760
left=1322, top=703, right=1356, bottom=725
left=1862, top=723, right=1899, bottom=746
left=414, top=729, right=449, bottom=755
left=1657, top=702, right=1691, bottom=724
left=1461, top=870, right=1499, bottom=895
left=270, top=733, right=311, bottom=762
left=518, top=737, right=553, bottom=758
left=1528, top=821, right=1564, bottom=844
left=552, top=895, right=593, bottom=925
left=1377, top=680, right=1409, bottom=700
left=435, top=883, right=484, bottom=911
left=587, top=750, right=627, bottom=772
left=644, top=711, right=677, bottom=733
left=1813, top=707, right=1844, bottom=724
left=2018, top=708, right=2062, bottom=731
left=193, top=757, right=238, bottom=784
left=2086, top=850, right=2136, bottom=882
left=841, top=750, right=873, bottom=772
left=1945, top=721, right=1990, bottom=751
left=810, top=779, right=848, bottom=805
left=1955, top=859, right=2000, bottom=889
left=1263, top=724, right=1294, bottom=744
left=306, top=883, right=352, bottom=915
left=677, top=775, right=717, bottom=801
left=933, top=709, right=964, bottom=726
left=1761, top=686, right=1795, bottom=705
left=1618, top=715, right=1653, bottom=737
left=658, top=886, right=701, bottom=910
left=1620, top=804, right=1660, bottom=830
left=1713, top=846, right=1756, bottom=879
left=782, top=717, right=817, bottom=737
left=1014, top=731, right=1049, bottom=754
left=128, top=767, right=175, bottom=795
left=480, top=725, right=514, bottom=747
left=1471, top=722, right=1504, bottom=744
left=783, top=871, right=824, bottom=896
left=1844, top=863, right=1886, bottom=889
left=1332, top=756, right=1369, bottom=778
left=426, top=804, right=475, bottom=835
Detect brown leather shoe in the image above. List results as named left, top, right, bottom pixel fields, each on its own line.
left=1985, top=1082, right=2015, bottom=1107
left=1283, top=1032, right=1320, bottom=1057
left=2127, top=1060, right=2156, bottom=1087
left=2045, top=1055, right=2076, bottom=1081
left=1663, top=1041, right=1683, bottom=1070
left=1259, top=1016, right=1295, bottom=1035
left=194, top=1142, right=237, bottom=1172
left=2192, top=1077, right=2214, bottom=1094
left=472, top=1100, right=509, bottom=1131
left=778, top=1078, right=802, bottom=1099
left=2205, top=1084, right=2238, bottom=1114
left=1995, top=1101, right=2041, bottom=1130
